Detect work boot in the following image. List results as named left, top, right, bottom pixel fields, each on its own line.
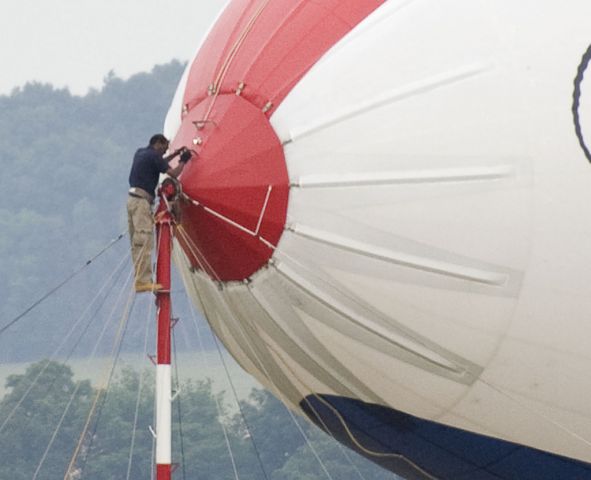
left=135, top=282, right=164, bottom=293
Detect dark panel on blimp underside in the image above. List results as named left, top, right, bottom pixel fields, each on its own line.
left=300, top=395, right=591, bottom=480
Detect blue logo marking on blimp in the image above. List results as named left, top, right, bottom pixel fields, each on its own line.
left=574, top=44, right=591, bottom=164
left=301, top=394, right=591, bottom=480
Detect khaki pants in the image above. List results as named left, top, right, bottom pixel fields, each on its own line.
left=127, top=196, right=154, bottom=285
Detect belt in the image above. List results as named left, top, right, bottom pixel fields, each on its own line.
left=128, top=187, right=154, bottom=203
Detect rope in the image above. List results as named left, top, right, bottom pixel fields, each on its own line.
left=234, top=243, right=446, bottom=478
left=67, top=237, right=149, bottom=479
left=174, top=245, right=285, bottom=480
left=172, top=236, right=336, bottom=477
left=202, top=0, right=273, bottom=123
left=173, top=226, right=260, bottom=478
left=243, top=287, right=370, bottom=480
left=210, top=332, right=273, bottom=480
left=172, top=327, right=187, bottom=480
left=27, top=256, right=132, bottom=479
left=290, top=414, right=336, bottom=480
left=479, top=378, right=591, bottom=451
left=174, top=208, right=414, bottom=476
left=63, top=272, right=136, bottom=480
left=150, top=405, right=156, bottom=480
left=149, top=219, right=162, bottom=480
left=126, top=298, right=154, bottom=480
left=261, top=240, right=591, bottom=459
left=216, top=292, right=336, bottom=480
left=173, top=246, right=242, bottom=480
left=173, top=230, right=412, bottom=477
left=174, top=210, right=428, bottom=476
left=175, top=225, right=222, bottom=283
left=77, top=290, right=135, bottom=477
left=63, top=254, right=131, bottom=363
left=0, top=230, right=126, bottom=337
left=0, top=252, right=130, bottom=434
left=263, top=339, right=441, bottom=480
left=174, top=228, right=331, bottom=478
left=32, top=382, right=82, bottom=480
left=338, top=447, right=372, bottom=480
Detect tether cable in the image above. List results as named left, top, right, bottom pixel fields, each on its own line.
left=262, top=240, right=591, bottom=464
left=172, top=246, right=270, bottom=480
left=32, top=381, right=82, bottom=480
left=28, top=258, right=133, bottom=479
left=77, top=291, right=136, bottom=477
left=0, top=230, right=126, bottom=337
left=173, top=228, right=241, bottom=478
left=64, top=272, right=136, bottom=480
left=174, top=248, right=242, bottom=480
left=126, top=298, right=154, bottom=480
left=172, top=327, right=187, bottom=480
left=0, top=252, right=130, bottom=434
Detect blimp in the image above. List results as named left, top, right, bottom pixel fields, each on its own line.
left=162, top=1, right=591, bottom=478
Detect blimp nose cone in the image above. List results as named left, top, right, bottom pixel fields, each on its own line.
left=171, top=94, right=289, bottom=281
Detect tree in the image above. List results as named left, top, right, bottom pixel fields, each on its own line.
left=228, top=388, right=308, bottom=478
left=231, top=389, right=398, bottom=480
left=0, top=362, right=399, bottom=480
left=75, top=367, right=154, bottom=480
left=271, top=427, right=397, bottom=480
left=0, top=60, right=187, bottom=362
left=0, top=360, right=93, bottom=480
left=78, top=370, right=244, bottom=480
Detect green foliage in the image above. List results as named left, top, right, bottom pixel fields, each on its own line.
left=0, top=361, right=92, bottom=480
left=0, top=363, right=398, bottom=480
left=230, top=388, right=308, bottom=475
left=233, top=389, right=396, bottom=480
left=79, top=367, right=155, bottom=480
left=272, top=427, right=396, bottom=480
left=0, top=61, right=185, bottom=361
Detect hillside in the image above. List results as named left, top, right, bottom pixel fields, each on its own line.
left=0, top=61, right=187, bottom=361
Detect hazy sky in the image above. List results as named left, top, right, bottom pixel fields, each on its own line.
left=0, top=0, right=227, bottom=95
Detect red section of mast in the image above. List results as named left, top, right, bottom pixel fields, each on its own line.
left=154, top=184, right=175, bottom=480
left=156, top=205, right=172, bottom=366
left=156, top=465, right=172, bottom=480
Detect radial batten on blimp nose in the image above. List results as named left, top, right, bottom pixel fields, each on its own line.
left=171, top=93, right=289, bottom=281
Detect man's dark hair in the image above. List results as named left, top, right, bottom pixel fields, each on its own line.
left=149, top=133, right=168, bottom=146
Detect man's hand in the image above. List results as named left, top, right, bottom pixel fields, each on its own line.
left=179, top=149, right=192, bottom=163
left=164, top=146, right=188, bottom=162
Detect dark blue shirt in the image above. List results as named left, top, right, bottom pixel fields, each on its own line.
left=128, top=146, right=169, bottom=194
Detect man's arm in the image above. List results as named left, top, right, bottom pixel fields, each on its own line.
left=163, top=147, right=184, bottom=162
left=165, top=148, right=193, bottom=178
left=166, top=162, right=185, bottom=178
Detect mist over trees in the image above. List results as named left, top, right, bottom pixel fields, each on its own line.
left=0, top=61, right=188, bottom=361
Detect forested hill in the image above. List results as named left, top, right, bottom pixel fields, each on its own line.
left=0, top=61, right=185, bottom=361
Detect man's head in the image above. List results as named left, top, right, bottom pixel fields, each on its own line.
left=149, top=133, right=169, bottom=154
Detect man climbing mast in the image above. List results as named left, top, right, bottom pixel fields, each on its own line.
left=127, top=133, right=192, bottom=292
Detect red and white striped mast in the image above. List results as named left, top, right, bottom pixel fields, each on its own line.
left=154, top=179, right=178, bottom=480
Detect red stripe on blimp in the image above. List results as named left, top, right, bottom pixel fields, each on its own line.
left=172, top=0, right=384, bottom=281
